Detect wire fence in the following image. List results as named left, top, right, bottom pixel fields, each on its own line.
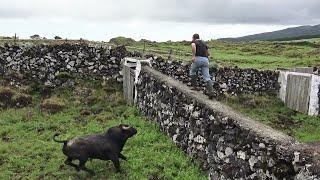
left=126, top=45, right=192, bottom=62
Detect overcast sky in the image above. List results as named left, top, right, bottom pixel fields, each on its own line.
left=0, top=0, right=319, bottom=41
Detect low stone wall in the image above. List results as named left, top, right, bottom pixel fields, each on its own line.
left=319, top=84, right=320, bottom=115
left=152, top=57, right=279, bottom=96
left=0, top=43, right=128, bottom=86
left=137, top=66, right=320, bottom=179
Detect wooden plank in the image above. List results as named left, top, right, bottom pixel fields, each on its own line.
left=123, top=66, right=128, bottom=101
left=127, top=69, right=135, bottom=105
left=123, top=65, right=135, bottom=105
left=285, top=74, right=311, bottom=113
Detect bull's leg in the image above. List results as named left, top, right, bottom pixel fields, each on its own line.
left=110, top=154, right=121, bottom=172
left=119, top=153, right=127, bottom=161
left=78, top=156, right=95, bottom=175
left=64, top=157, right=79, bottom=170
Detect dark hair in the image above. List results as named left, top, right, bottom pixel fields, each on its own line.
left=193, top=34, right=200, bottom=40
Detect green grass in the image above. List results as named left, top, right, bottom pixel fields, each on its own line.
left=127, top=40, right=320, bottom=69
left=224, top=94, right=320, bottom=143
left=0, top=80, right=206, bottom=180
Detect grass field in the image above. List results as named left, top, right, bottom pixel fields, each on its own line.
left=127, top=40, right=320, bottom=69
left=224, top=94, right=320, bottom=143
left=0, top=79, right=206, bottom=180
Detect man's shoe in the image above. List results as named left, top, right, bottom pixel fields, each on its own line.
left=190, top=75, right=198, bottom=90
left=205, top=80, right=215, bottom=98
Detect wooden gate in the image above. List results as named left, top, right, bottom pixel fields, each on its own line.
left=285, top=74, right=312, bottom=113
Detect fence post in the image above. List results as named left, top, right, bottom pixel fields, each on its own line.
left=168, top=49, right=173, bottom=60
left=14, top=33, right=17, bottom=44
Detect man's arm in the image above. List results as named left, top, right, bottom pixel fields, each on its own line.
left=191, top=43, right=196, bottom=62
left=205, top=45, right=210, bottom=57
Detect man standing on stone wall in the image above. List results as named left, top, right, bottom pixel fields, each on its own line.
left=190, top=34, right=214, bottom=95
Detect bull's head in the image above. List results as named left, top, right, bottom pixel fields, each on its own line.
left=119, top=124, right=137, bottom=138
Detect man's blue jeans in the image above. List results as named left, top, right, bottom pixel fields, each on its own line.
left=189, top=56, right=212, bottom=82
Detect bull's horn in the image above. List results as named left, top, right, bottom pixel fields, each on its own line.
left=122, top=125, right=130, bottom=130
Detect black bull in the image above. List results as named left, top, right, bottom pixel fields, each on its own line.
left=53, top=124, right=137, bottom=174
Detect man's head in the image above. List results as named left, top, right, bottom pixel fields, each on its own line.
left=192, top=34, right=200, bottom=41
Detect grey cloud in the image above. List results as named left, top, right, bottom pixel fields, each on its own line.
left=145, top=0, right=320, bottom=25
left=0, top=0, right=319, bottom=25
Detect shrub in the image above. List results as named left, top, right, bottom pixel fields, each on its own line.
left=283, top=50, right=303, bottom=58
left=40, top=97, right=66, bottom=114
left=0, top=87, right=15, bottom=101
left=55, top=72, right=73, bottom=79
left=12, top=93, right=33, bottom=107
left=0, top=87, right=15, bottom=108
left=109, top=36, right=136, bottom=46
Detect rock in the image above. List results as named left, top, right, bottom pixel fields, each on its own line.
left=225, top=147, right=233, bottom=156
left=69, top=61, right=75, bottom=67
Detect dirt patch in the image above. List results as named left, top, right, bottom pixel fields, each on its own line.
left=73, top=87, right=92, bottom=98
left=21, top=110, right=34, bottom=121
left=80, top=109, right=92, bottom=116
left=268, top=110, right=300, bottom=136
left=1, top=136, right=11, bottom=142
left=237, top=94, right=272, bottom=108
left=1, top=131, right=11, bottom=143
left=82, top=95, right=98, bottom=105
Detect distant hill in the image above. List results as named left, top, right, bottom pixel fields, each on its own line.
left=109, top=36, right=136, bottom=45
left=219, top=24, right=320, bottom=42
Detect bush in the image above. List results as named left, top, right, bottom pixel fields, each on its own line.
left=0, top=87, right=15, bottom=108
left=55, top=72, right=73, bottom=79
left=109, top=36, right=136, bottom=45
left=283, top=50, right=303, bottom=58
left=54, top=36, right=62, bottom=40
left=0, top=87, right=15, bottom=101
left=12, top=93, right=33, bottom=107
left=40, top=97, right=66, bottom=114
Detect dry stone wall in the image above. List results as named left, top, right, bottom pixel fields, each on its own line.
left=0, top=43, right=129, bottom=86
left=152, top=57, right=280, bottom=96
left=319, top=84, right=320, bottom=115
left=137, top=66, right=320, bottom=180
left=0, top=44, right=279, bottom=97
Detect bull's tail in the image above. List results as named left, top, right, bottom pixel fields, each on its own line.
left=53, top=133, right=68, bottom=145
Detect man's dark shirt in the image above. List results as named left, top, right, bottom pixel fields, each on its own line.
left=193, top=40, right=208, bottom=57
